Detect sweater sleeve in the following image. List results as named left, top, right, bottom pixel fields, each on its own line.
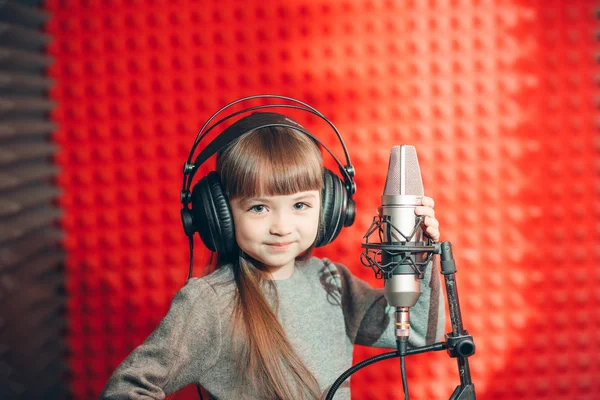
left=100, top=278, right=222, bottom=399
left=325, top=258, right=445, bottom=349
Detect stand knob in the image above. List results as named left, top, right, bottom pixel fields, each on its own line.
left=445, top=332, right=476, bottom=358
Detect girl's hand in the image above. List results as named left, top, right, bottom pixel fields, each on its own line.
left=415, top=196, right=440, bottom=241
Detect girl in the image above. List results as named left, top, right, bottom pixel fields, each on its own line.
left=101, top=117, right=444, bottom=399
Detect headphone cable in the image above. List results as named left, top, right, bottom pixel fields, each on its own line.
left=190, top=233, right=203, bottom=400
left=187, top=235, right=194, bottom=281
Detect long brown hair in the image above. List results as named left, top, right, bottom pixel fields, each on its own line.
left=216, top=125, right=323, bottom=399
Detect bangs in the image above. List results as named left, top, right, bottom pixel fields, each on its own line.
left=218, top=126, right=323, bottom=199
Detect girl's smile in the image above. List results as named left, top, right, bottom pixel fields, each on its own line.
left=266, top=241, right=294, bottom=251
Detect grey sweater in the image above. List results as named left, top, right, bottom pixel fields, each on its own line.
left=100, top=257, right=445, bottom=399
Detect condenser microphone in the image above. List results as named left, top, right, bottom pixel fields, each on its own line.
left=361, top=145, right=434, bottom=347
left=381, top=145, right=425, bottom=309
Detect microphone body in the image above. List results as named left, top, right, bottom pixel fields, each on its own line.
left=381, top=194, right=424, bottom=309
left=362, top=145, right=432, bottom=344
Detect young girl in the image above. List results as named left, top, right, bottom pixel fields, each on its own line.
left=101, top=117, right=444, bottom=399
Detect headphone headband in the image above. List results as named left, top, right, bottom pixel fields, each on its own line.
left=182, top=95, right=357, bottom=206
left=192, top=112, right=305, bottom=176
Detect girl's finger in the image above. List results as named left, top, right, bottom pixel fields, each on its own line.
left=415, top=206, right=435, bottom=218
left=423, top=216, right=439, bottom=229
left=422, top=196, right=435, bottom=208
left=426, top=226, right=440, bottom=241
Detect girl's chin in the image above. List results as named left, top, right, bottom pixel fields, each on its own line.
left=260, top=254, right=296, bottom=267
left=244, top=253, right=292, bottom=266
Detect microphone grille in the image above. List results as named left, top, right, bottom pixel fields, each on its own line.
left=383, top=145, right=424, bottom=196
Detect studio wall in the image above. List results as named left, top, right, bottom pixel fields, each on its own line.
left=44, top=0, right=599, bottom=398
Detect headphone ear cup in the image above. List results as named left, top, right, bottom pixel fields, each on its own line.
left=344, top=198, right=356, bottom=227
left=191, top=172, right=237, bottom=255
left=316, top=169, right=346, bottom=247
left=180, top=207, right=195, bottom=237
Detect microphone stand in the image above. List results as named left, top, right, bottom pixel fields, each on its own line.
left=325, top=240, right=476, bottom=400
left=438, top=241, right=476, bottom=400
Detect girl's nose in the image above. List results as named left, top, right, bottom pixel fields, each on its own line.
left=269, top=213, right=292, bottom=236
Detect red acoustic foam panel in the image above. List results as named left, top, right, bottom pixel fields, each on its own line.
left=44, top=0, right=599, bottom=399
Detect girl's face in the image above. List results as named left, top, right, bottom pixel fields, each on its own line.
left=230, top=190, right=321, bottom=279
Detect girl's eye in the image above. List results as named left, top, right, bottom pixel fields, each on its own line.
left=293, top=202, right=310, bottom=211
left=248, top=205, right=267, bottom=213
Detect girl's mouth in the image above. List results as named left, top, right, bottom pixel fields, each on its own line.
left=266, top=242, right=293, bottom=251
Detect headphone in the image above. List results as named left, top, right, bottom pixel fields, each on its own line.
left=180, top=95, right=357, bottom=263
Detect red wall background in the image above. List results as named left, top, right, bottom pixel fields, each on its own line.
left=44, top=0, right=599, bottom=398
